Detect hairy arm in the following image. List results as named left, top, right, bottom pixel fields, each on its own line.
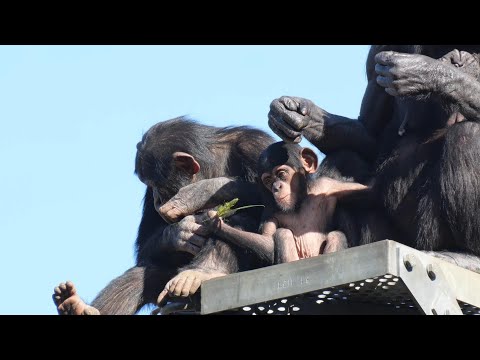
left=159, top=177, right=261, bottom=223
left=269, top=97, right=377, bottom=161
left=202, top=211, right=278, bottom=265
left=436, top=63, right=480, bottom=122
left=267, top=46, right=404, bottom=162
left=375, top=49, right=480, bottom=122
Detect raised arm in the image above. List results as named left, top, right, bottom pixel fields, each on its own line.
left=267, top=46, right=404, bottom=162
left=268, top=96, right=377, bottom=161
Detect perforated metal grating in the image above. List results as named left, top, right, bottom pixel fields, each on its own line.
left=158, top=242, right=480, bottom=315
left=215, top=273, right=480, bottom=315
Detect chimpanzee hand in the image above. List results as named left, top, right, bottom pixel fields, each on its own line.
left=439, top=49, right=480, bottom=79
left=268, top=96, right=325, bottom=143
left=200, top=210, right=223, bottom=233
left=162, top=214, right=209, bottom=255
left=157, top=269, right=227, bottom=306
left=158, top=177, right=233, bottom=223
left=375, top=51, right=445, bottom=97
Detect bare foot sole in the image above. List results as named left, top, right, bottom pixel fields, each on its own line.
left=52, top=281, right=100, bottom=315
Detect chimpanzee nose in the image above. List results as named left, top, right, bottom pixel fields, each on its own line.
left=272, top=182, right=281, bottom=192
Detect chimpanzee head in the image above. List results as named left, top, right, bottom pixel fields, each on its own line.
left=257, top=141, right=318, bottom=213
left=135, top=117, right=210, bottom=212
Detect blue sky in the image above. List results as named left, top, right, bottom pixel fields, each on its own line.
left=0, top=45, right=369, bottom=314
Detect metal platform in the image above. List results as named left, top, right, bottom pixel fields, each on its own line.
left=197, top=240, right=480, bottom=315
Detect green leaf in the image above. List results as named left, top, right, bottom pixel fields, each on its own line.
left=214, top=198, right=264, bottom=220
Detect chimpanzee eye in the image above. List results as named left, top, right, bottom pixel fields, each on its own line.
left=277, top=170, right=287, bottom=181
left=262, top=176, right=273, bottom=189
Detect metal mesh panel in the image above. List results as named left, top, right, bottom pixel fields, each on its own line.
left=215, top=273, right=480, bottom=315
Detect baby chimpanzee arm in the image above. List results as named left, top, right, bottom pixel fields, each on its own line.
left=205, top=212, right=278, bottom=265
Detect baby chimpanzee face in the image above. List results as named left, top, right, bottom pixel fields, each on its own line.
left=261, top=165, right=308, bottom=213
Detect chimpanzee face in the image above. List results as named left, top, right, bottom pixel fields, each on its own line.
left=261, top=165, right=307, bottom=213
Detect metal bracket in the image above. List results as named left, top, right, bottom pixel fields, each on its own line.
left=397, top=250, right=462, bottom=315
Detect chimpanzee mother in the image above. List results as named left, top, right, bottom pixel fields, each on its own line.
left=268, top=46, right=480, bottom=268
left=53, top=117, right=274, bottom=315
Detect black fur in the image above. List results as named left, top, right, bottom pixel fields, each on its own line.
left=90, top=116, right=274, bottom=314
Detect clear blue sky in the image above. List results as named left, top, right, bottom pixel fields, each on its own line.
left=0, top=45, right=369, bottom=314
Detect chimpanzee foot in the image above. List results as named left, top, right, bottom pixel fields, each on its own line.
left=157, top=270, right=227, bottom=305
left=323, top=231, right=348, bottom=254
left=52, top=281, right=100, bottom=315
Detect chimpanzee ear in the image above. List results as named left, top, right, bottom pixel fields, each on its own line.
left=172, top=152, right=201, bottom=175
left=300, top=148, right=318, bottom=174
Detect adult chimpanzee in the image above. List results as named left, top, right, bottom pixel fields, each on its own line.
left=161, top=141, right=366, bottom=264
left=267, top=46, right=480, bottom=269
left=53, top=117, right=274, bottom=315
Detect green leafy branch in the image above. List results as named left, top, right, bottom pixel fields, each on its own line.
left=212, top=198, right=264, bottom=220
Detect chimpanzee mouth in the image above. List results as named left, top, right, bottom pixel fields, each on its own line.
left=276, top=194, right=290, bottom=202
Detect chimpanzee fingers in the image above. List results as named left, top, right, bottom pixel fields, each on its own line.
left=297, top=98, right=311, bottom=116
left=58, top=283, right=68, bottom=296
left=268, top=116, right=294, bottom=142
left=172, top=276, right=188, bottom=297
left=206, top=210, right=218, bottom=220
left=374, top=63, right=392, bottom=77
left=440, top=49, right=461, bottom=64
left=385, top=87, right=399, bottom=97
left=157, top=276, right=177, bottom=305
left=180, top=276, right=196, bottom=297
left=375, top=51, right=400, bottom=66
left=54, top=286, right=62, bottom=296
left=376, top=75, right=402, bottom=96
left=270, top=99, right=300, bottom=126
left=187, top=234, right=206, bottom=247
left=376, top=75, right=393, bottom=89
left=279, top=96, right=300, bottom=111
left=158, top=203, right=185, bottom=223
left=157, top=288, right=169, bottom=306
left=270, top=100, right=308, bottom=130
left=162, top=276, right=181, bottom=299
left=189, top=278, right=203, bottom=295
left=268, top=114, right=302, bottom=143
left=180, top=242, right=201, bottom=255
left=188, top=221, right=210, bottom=237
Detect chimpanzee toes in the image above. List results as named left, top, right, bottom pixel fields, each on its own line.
left=52, top=281, right=98, bottom=315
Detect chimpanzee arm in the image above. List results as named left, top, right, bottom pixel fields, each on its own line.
left=268, top=46, right=406, bottom=162
left=156, top=213, right=268, bottom=305
left=137, top=216, right=209, bottom=264
left=201, top=212, right=278, bottom=264
left=375, top=50, right=480, bottom=122
left=135, top=189, right=209, bottom=263
left=268, top=96, right=377, bottom=161
left=159, top=177, right=261, bottom=223
left=436, top=65, right=480, bottom=122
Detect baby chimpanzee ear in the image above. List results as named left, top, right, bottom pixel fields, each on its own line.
left=300, top=148, right=318, bottom=174
left=172, top=152, right=201, bottom=175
